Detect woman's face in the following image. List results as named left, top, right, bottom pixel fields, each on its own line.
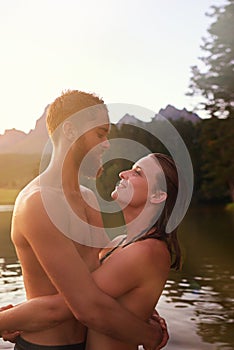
left=111, top=155, right=164, bottom=208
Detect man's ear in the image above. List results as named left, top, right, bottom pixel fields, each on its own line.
left=62, top=121, right=77, bottom=142
left=150, top=191, right=167, bottom=204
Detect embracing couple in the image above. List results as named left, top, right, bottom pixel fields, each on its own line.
left=0, top=90, right=181, bottom=350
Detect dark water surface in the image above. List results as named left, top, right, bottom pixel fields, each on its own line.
left=0, top=205, right=233, bottom=349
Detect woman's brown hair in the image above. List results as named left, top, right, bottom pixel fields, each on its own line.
left=140, top=153, right=182, bottom=270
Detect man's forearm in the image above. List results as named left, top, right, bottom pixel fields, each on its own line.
left=0, top=296, right=162, bottom=348
left=0, top=296, right=72, bottom=333
left=99, top=307, right=162, bottom=349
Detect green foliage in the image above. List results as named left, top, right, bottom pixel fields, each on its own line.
left=0, top=188, right=20, bottom=204
left=167, top=119, right=203, bottom=197
left=198, top=117, right=234, bottom=201
left=187, top=0, right=234, bottom=118
left=97, top=159, right=132, bottom=201
left=225, top=202, right=234, bottom=212
left=0, top=154, right=40, bottom=189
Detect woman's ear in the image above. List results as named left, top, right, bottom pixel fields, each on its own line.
left=150, top=191, right=167, bottom=204
left=62, top=121, right=77, bottom=141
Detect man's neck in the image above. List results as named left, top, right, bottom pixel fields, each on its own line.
left=43, top=148, right=82, bottom=193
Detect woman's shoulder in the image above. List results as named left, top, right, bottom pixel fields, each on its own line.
left=121, top=239, right=171, bottom=270
left=126, top=237, right=168, bottom=254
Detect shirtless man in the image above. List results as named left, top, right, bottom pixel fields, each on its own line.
left=7, top=90, right=165, bottom=350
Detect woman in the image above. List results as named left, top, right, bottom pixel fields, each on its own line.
left=0, top=153, right=181, bottom=350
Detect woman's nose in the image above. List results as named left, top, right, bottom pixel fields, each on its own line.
left=119, top=170, right=129, bottom=179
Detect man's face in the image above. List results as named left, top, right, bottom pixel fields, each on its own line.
left=74, top=108, right=110, bottom=178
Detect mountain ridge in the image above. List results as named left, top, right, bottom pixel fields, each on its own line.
left=0, top=104, right=201, bottom=154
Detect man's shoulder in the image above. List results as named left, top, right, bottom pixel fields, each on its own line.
left=80, top=185, right=99, bottom=205
left=15, top=180, right=40, bottom=203
left=14, top=189, right=42, bottom=219
left=80, top=185, right=95, bottom=196
left=14, top=176, right=48, bottom=217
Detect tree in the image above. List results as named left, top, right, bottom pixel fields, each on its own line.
left=198, top=117, right=234, bottom=202
left=187, top=0, right=234, bottom=118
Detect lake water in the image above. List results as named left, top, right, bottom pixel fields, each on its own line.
left=0, top=205, right=233, bottom=349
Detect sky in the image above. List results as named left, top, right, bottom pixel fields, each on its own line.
left=0, top=0, right=227, bottom=134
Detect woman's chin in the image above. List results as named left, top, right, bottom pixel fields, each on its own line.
left=110, top=190, right=118, bottom=200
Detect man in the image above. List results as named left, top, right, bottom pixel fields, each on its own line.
left=5, top=90, right=166, bottom=349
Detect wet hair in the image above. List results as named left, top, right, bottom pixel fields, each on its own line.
left=140, top=153, right=181, bottom=270
left=46, top=89, right=104, bottom=136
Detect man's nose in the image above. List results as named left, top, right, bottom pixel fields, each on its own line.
left=102, top=139, right=110, bottom=149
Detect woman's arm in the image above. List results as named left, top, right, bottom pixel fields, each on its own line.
left=0, top=294, right=72, bottom=334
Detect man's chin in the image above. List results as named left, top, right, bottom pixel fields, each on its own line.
left=80, top=156, right=104, bottom=178
left=96, top=166, right=104, bottom=178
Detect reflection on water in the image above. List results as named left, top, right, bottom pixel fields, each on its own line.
left=0, top=205, right=233, bottom=349
left=0, top=205, right=14, bottom=213
left=0, top=258, right=25, bottom=349
left=0, top=258, right=25, bottom=304
left=161, top=269, right=234, bottom=349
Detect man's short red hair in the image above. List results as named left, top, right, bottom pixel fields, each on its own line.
left=46, top=90, right=104, bottom=135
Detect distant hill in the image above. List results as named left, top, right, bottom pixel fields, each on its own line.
left=158, top=104, right=201, bottom=123
left=0, top=107, right=49, bottom=154
left=117, top=105, right=201, bottom=127
left=0, top=104, right=201, bottom=154
left=0, top=129, right=27, bottom=151
left=117, top=113, right=141, bottom=127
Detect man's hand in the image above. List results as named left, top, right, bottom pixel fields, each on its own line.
left=0, top=304, right=14, bottom=312
left=0, top=304, right=21, bottom=343
left=145, top=309, right=169, bottom=350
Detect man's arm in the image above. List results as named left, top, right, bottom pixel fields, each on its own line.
left=0, top=295, right=71, bottom=334
left=18, top=192, right=162, bottom=349
left=0, top=302, right=168, bottom=349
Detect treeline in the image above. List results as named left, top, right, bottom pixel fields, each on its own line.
left=0, top=116, right=233, bottom=204
left=96, top=117, right=234, bottom=204
left=0, top=154, right=40, bottom=189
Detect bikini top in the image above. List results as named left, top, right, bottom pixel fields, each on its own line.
left=100, top=226, right=158, bottom=264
